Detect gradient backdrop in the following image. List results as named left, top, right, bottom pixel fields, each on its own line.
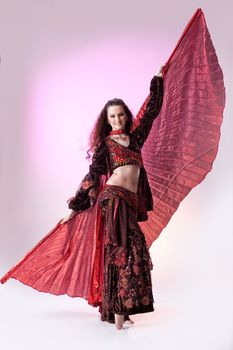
left=0, top=0, right=232, bottom=349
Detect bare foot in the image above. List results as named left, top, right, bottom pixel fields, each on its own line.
left=124, top=318, right=134, bottom=324
left=124, top=315, right=134, bottom=324
left=114, top=314, right=124, bottom=330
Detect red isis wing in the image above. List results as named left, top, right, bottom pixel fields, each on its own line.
left=137, top=9, right=226, bottom=248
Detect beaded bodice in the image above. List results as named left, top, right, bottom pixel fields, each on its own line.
left=105, top=136, right=143, bottom=171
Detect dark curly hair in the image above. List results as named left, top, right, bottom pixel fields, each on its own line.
left=86, top=98, right=133, bottom=159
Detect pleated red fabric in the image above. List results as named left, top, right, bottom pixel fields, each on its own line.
left=0, top=176, right=107, bottom=305
left=0, top=9, right=225, bottom=303
left=134, top=8, right=226, bottom=247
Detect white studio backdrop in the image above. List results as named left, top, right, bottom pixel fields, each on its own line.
left=0, top=1, right=232, bottom=350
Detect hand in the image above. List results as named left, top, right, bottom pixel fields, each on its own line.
left=60, top=209, right=76, bottom=224
left=90, top=196, right=96, bottom=207
left=89, top=188, right=97, bottom=207
left=156, top=65, right=165, bottom=77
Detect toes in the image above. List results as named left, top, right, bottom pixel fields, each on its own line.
left=115, top=323, right=123, bottom=330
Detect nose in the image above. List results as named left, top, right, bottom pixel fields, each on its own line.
left=115, top=116, right=121, bottom=123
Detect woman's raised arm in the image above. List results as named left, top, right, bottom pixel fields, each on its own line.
left=131, top=69, right=164, bottom=148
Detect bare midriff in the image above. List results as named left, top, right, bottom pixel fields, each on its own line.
left=106, top=164, right=140, bottom=194
left=106, top=135, right=140, bottom=194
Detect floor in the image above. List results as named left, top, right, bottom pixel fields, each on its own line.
left=0, top=277, right=232, bottom=350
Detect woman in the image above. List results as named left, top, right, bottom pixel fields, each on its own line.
left=60, top=66, right=164, bottom=329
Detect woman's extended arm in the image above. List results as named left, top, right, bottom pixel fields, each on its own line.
left=131, top=70, right=164, bottom=148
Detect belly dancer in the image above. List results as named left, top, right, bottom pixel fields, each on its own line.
left=60, top=67, right=164, bottom=329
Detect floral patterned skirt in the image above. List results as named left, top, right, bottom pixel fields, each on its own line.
left=98, top=184, right=154, bottom=323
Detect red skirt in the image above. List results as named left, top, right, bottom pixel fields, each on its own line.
left=98, top=184, right=154, bottom=323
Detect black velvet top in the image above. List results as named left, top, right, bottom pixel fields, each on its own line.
left=67, top=75, right=164, bottom=221
left=105, top=135, right=144, bottom=170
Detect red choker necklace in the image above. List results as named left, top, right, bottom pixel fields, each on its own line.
left=110, top=129, right=126, bottom=136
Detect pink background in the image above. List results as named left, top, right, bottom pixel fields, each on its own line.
left=0, top=1, right=232, bottom=349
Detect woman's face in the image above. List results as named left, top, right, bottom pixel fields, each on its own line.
left=107, top=105, right=128, bottom=131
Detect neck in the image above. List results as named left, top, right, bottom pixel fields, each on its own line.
left=110, top=129, right=126, bottom=136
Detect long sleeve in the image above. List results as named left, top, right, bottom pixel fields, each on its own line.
left=132, top=75, right=164, bottom=148
left=67, top=142, right=108, bottom=212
